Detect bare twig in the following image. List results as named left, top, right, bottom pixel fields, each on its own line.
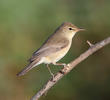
left=87, top=40, right=94, bottom=47
left=31, top=37, right=110, bottom=100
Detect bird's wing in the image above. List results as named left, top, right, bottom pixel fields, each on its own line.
left=28, top=39, right=69, bottom=62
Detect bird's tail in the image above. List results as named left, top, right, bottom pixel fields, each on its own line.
left=17, top=58, right=42, bottom=76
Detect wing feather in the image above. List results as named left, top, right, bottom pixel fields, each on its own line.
left=28, top=38, right=69, bottom=62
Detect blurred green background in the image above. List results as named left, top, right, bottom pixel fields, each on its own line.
left=0, top=0, right=110, bottom=100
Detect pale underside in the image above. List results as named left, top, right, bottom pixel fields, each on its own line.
left=28, top=36, right=71, bottom=65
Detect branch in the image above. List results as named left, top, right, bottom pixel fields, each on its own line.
left=31, top=37, right=110, bottom=100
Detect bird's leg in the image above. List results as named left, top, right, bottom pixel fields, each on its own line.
left=46, top=64, right=54, bottom=78
left=52, top=62, right=66, bottom=67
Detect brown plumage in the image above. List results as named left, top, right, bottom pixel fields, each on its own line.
left=17, top=22, right=84, bottom=76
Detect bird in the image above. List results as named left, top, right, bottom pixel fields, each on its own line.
left=17, top=22, right=84, bottom=77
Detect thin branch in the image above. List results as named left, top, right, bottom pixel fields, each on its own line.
left=31, top=37, right=110, bottom=100
left=87, top=40, right=94, bottom=47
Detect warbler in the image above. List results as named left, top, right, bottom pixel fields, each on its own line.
left=17, top=22, right=84, bottom=77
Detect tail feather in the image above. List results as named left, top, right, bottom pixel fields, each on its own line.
left=17, top=58, right=41, bottom=76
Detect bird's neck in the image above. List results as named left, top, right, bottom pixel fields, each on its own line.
left=64, top=32, right=76, bottom=40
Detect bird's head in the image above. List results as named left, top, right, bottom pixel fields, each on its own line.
left=58, top=22, right=85, bottom=39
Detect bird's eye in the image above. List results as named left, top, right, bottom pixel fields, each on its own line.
left=69, top=28, right=73, bottom=30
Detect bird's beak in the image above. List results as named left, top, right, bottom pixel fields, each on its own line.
left=78, top=28, right=85, bottom=31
